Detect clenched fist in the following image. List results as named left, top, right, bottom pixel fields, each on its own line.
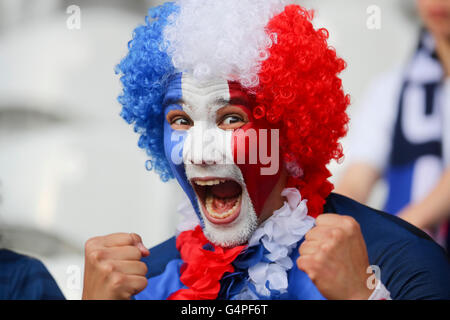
left=82, top=233, right=150, bottom=300
left=297, top=214, right=374, bottom=300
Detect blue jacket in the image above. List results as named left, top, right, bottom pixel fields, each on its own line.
left=0, top=249, right=65, bottom=300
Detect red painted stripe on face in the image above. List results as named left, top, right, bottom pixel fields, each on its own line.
left=228, top=81, right=281, bottom=217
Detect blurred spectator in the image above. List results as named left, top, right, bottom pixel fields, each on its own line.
left=337, top=0, right=450, bottom=249
left=1, top=186, right=64, bottom=299
left=0, top=248, right=65, bottom=299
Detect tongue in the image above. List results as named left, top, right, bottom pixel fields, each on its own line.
left=211, top=196, right=237, bottom=213
left=210, top=181, right=241, bottom=198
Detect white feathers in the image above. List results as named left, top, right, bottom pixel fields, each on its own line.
left=163, top=0, right=289, bottom=88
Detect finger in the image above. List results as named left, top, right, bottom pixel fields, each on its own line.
left=120, top=275, right=148, bottom=297
left=101, top=246, right=143, bottom=261
left=296, top=256, right=314, bottom=275
left=304, top=225, right=334, bottom=241
left=315, top=214, right=344, bottom=227
left=109, top=274, right=148, bottom=299
left=129, top=233, right=150, bottom=257
left=299, top=240, right=320, bottom=256
left=111, top=261, right=148, bottom=276
left=316, top=215, right=360, bottom=237
left=102, top=233, right=140, bottom=248
left=101, top=233, right=149, bottom=257
left=136, top=243, right=150, bottom=258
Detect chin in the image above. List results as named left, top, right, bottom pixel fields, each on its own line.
left=202, top=187, right=258, bottom=247
left=186, top=163, right=259, bottom=247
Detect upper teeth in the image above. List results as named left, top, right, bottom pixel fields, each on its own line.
left=194, top=179, right=226, bottom=186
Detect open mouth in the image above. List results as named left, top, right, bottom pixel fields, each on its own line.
left=191, top=177, right=243, bottom=225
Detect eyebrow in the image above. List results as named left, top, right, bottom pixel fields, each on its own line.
left=163, top=92, right=251, bottom=108
left=228, top=96, right=250, bottom=106
left=162, top=92, right=182, bottom=107
left=214, top=92, right=251, bottom=107
left=163, top=96, right=248, bottom=108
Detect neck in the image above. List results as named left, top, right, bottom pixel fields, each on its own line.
left=435, top=34, right=450, bottom=77
left=258, top=166, right=288, bottom=223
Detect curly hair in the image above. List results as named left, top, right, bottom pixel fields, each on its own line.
left=116, top=2, right=349, bottom=217
left=116, top=2, right=178, bottom=181
left=252, top=5, right=350, bottom=216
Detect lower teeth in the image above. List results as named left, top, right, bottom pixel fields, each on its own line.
left=205, top=195, right=241, bottom=219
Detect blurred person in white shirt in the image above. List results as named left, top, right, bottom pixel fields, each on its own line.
left=336, top=0, right=450, bottom=249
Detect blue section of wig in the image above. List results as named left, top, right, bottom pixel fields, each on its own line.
left=116, top=2, right=179, bottom=182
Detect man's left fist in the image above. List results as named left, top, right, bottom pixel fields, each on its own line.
left=297, top=214, right=374, bottom=300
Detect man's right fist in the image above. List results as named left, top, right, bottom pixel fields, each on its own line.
left=82, top=233, right=150, bottom=300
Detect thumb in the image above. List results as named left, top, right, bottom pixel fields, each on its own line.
left=129, top=233, right=150, bottom=257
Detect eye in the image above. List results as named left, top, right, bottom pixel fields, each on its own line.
left=172, top=117, right=191, bottom=126
left=222, top=115, right=243, bottom=125
left=166, top=110, right=193, bottom=130
left=218, top=112, right=247, bottom=130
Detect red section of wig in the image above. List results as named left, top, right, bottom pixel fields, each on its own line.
left=255, top=5, right=350, bottom=217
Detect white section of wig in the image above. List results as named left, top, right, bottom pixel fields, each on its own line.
left=163, top=0, right=289, bottom=88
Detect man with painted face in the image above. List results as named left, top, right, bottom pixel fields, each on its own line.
left=82, top=1, right=450, bottom=300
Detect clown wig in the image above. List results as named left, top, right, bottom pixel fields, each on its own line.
left=116, top=0, right=350, bottom=217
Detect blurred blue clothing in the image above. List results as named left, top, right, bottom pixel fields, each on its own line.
left=0, top=249, right=65, bottom=300
left=346, top=31, right=450, bottom=249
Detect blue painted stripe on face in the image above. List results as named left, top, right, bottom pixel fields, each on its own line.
left=163, top=73, right=203, bottom=226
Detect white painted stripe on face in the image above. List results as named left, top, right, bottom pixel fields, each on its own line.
left=181, top=74, right=235, bottom=166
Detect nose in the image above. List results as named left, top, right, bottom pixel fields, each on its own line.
left=186, top=158, right=217, bottom=166
left=183, top=124, right=227, bottom=166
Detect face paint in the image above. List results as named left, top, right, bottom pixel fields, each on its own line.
left=228, top=82, right=281, bottom=216
left=163, top=73, right=203, bottom=226
left=163, top=73, right=281, bottom=246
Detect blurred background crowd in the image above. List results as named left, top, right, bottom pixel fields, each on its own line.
left=0, top=0, right=447, bottom=299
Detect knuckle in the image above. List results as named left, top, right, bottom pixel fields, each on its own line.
left=100, top=261, right=115, bottom=274
left=342, top=216, right=358, bottom=231
left=320, top=242, right=332, bottom=253
left=85, top=237, right=99, bottom=252
left=126, top=233, right=136, bottom=245
left=88, top=249, right=104, bottom=263
left=110, top=272, right=125, bottom=289
left=313, top=252, right=326, bottom=265
left=130, top=233, right=142, bottom=243
left=331, top=228, right=344, bottom=241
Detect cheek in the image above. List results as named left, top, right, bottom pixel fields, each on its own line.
left=163, top=113, right=203, bottom=224
left=231, top=121, right=281, bottom=216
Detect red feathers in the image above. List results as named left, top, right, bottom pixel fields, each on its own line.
left=168, top=226, right=245, bottom=300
